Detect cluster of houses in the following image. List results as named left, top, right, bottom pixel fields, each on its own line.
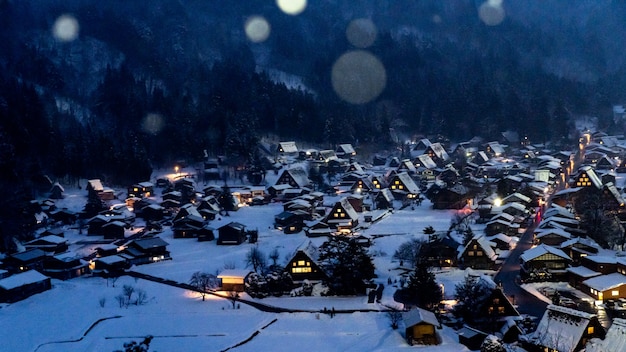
left=8, top=130, right=626, bottom=350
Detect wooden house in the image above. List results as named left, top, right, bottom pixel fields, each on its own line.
left=581, top=273, right=626, bottom=302
left=24, top=235, right=68, bottom=254
left=535, top=228, right=572, bottom=246
left=4, top=249, right=47, bottom=273
left=419, top=234, right=460, bottom=268
left=388, top=172, right=420, bottom=201
left=526, top=305, right=604, bottom=352
left=336, top=143, right=356, bottom=158
left=520, top=244, right=571, bottom=281
left=484, top=219, right=520, bottom=237
left=304, top=220, right=332, bottom=238
left=580, top=256, right=618, bottom=275
left=560, top=237, right=600, bottom=265
left=567, top=265, right=602, bottom=291
left=424, top=142, right=450, bottom=167
left=277, top=141, right=298, bottom=155
left=122, top=237, right=171, bottom=265
left=325, top=198, right=359, bottom=231
left=217, top=222, right=247, bottom=245
left=429, top=184, right=470, bottom=210
left=458, top=236, right=498, bottom=270
left=49, top=182, right=65, bottom=199
left=570, top=165, right=602, bottom=189
left=397, top=159, right=417, bottom=175
left=101, top=220, right=126, bottom=239
left=141, top=204, right=167, bottom=222
left=403, top=307, right=440, bottom=346
left=374, top=188, right=394, bottom=210
left=92, top=255, right=130, bottom=275
left=127, top=181, right=154, bottom=198
left=274, top=211, right=305, bottom=234
left=172, top=215, right=206, bottom=239
left=0, top=270, right=51, bottom=303
left=586, top=317, right=626, bottom=352
left=87, top=215, right=109, bottom=236
left=48, top=208, right=76, bottom=225
left=285, top=241, right=328, bottom=282
left=274, top=167, right=310, bottom=189
left=42, top=252, right=89, bottom=280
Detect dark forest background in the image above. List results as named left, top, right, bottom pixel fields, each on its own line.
left=1, top=0, right=626, bottom=244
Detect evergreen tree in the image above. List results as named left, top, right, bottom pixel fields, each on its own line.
left=453, top=275, right=493, bottom=324
left=318, top=236, right=375, bottom=295
left=404, top=261, right=443, bottom=310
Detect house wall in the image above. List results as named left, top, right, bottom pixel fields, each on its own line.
left=286, top=251, right=326, bottom=282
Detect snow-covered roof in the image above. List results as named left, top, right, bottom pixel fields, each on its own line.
left=583, top=273, right=626, bottom=292
left=535, top=228, right=572, bottom=240
left=217, top=269, right=253, bottom=279
left=25, top=235, right=67, bottom=245
left=0, top=270, right=49, bottom=290
left=532, top=304, right=596, bottom=352
left=95, top=255, right=126, bottom=265
left=520, top=244, right=571, bottom=262
left=403, top=307, right=440, bottom=328
left=586, top=318, right=626, bottom=352
left=566, top=266, right=602, bottom=278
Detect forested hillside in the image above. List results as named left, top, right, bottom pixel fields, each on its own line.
left=0, top=0, right=624, bottom=249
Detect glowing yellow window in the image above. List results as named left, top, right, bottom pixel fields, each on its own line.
left=588, top=326, right=594, bottom=334
left=612, top=290, right=619, bottom=297
left=297, top=260, right=305, bottom=266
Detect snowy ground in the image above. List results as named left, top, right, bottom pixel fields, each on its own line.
left=5, top=172, right=485, bottom=351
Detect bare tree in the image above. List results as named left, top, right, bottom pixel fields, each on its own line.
left=189, top=272, right=219, bottom=301
left=246, top=246, right=267, bottom=273
left=269, top=248, right=280, bottom=267
left=387, top=309, right=403, bottom=330
left=115, top=294, right=126, bottom=308
left=135, top=288, right=148, bottom=305
left=123, top=285, right=135, bottom=304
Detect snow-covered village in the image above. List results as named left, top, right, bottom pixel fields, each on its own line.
left=8, top=1, right=626, bottom=352
left=5, top=121, right=626, bottom=352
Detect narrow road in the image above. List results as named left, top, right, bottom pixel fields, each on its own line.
left=494, top=220, right=547, bottom=319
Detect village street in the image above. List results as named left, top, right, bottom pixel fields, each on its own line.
left=494, top=221, right=547, bottom=319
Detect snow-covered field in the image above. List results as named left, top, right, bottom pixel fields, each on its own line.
left=4, top=173, right=481, bottom=351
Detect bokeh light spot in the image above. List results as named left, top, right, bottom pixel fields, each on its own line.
left=53, top=14, right=79, bottom=42
left=346, top=18, right=377, bottom=49
left=142, top=113, right=165, bottom=135
left=479, top=1, right=505, bottom=26
left=331, top=50, right=386, bottom=105
left=276, top=0, right=307, bottom=16
left=245, top=16, right=271, bottom=43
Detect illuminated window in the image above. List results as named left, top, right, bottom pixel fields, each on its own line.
left=498, top=306, right=505, bottom=314
left=468, top=251, right=474, bottom=256
left=587, top=326, right=594, bottom=334
left=477, top=251, right=483, bottom=256
left=395, top=180, right=400, bottom=185
left=337, top=208, right=342, bottom=213
left=298, top=260, right=305, bottom=266
left=612, top=290, right=619, bottom=297
left=473, top=245, right=478, bottom=250
left=292, top=267, right=312, bottom=273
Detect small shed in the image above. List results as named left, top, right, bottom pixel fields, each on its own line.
left=218, top=269, right=252, bottom=292
left=403, top=307, right=440, bottom=345
left=457, top=325, right=488, bottom=350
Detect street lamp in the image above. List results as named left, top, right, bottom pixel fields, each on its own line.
left=174, top=165, right=180, bottom=177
